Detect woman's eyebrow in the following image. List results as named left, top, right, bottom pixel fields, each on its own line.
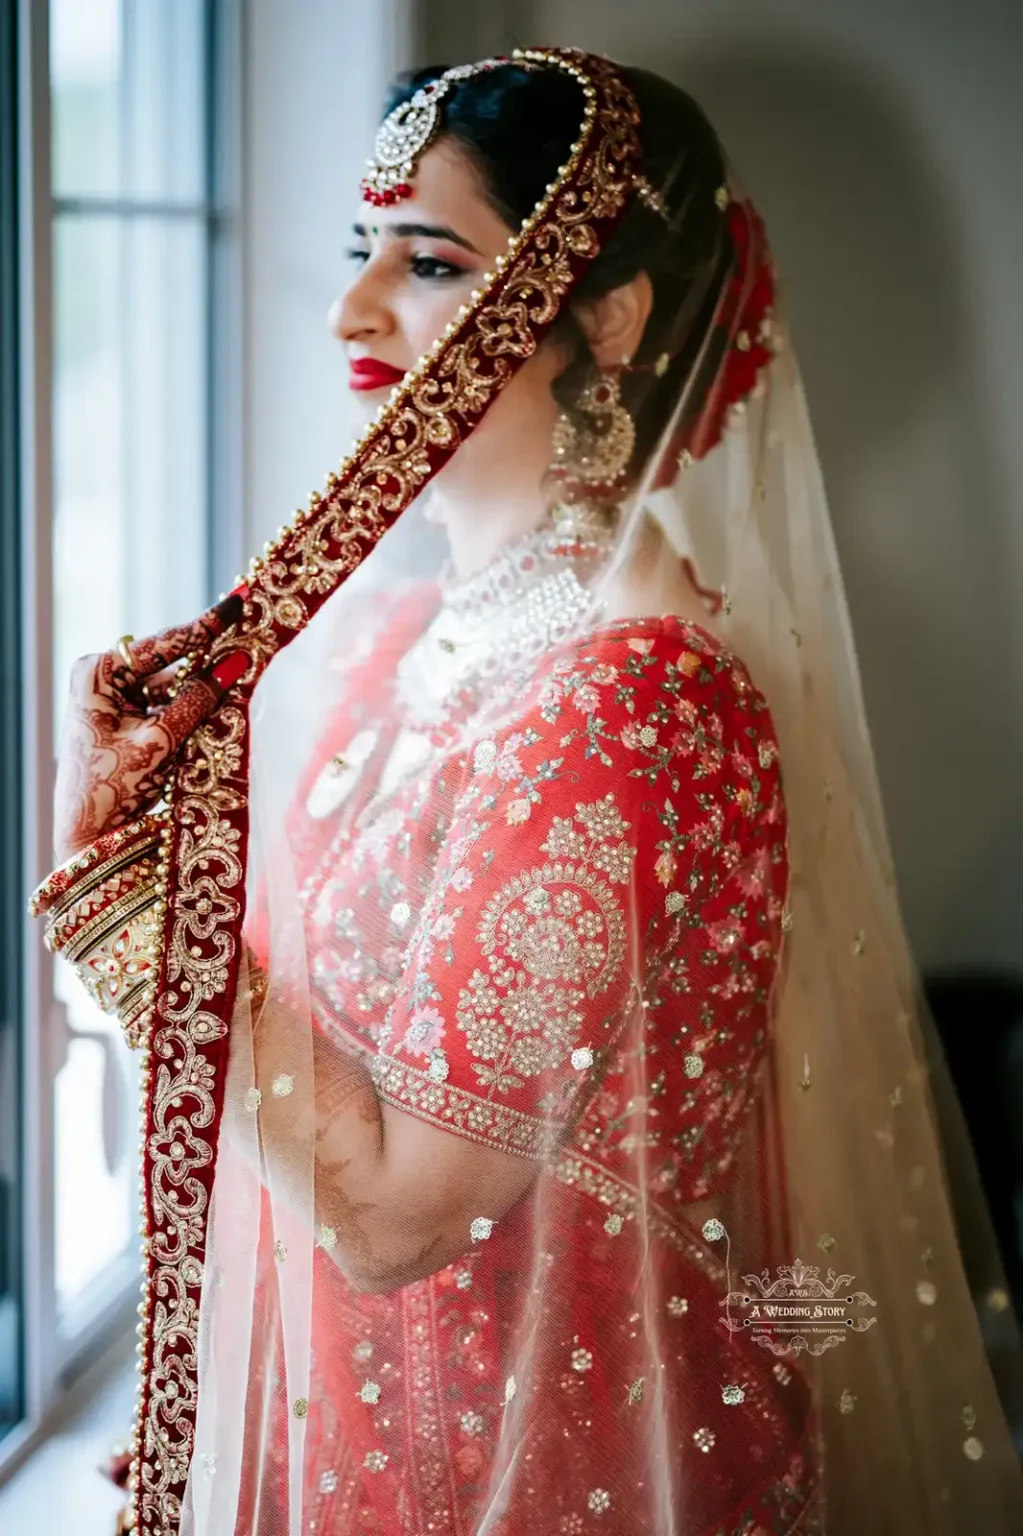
left=351, top=221, right=482, bottom=255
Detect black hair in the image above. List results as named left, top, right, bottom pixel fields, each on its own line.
left=382, top=62, right=734, bottom=475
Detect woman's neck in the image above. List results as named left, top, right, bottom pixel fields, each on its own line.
left=600, top=512, right=726, bottom=637
left=432, top=486, right=548, bottom=579
left=427, top=388, right=559, bottom=578
left=431, top=460, right=721, bottom=637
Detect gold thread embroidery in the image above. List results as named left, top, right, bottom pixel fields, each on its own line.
left=454, top=795, right=634, bottom=1095
left=134, top=711, right=246, bottom=1532
left=369, top=1050, right=564, bottom=1158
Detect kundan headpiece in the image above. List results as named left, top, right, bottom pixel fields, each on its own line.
left=360, top=55, right=671, bottom=222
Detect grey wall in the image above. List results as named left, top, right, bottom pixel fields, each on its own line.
left=243, top=0, right=1023, bottom=976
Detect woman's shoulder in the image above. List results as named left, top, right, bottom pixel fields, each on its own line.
left=473, top=614, right=785, bottom=821
left=537, top=615, right=774, bottom=733
left=466, top=611, right=786, bottom=880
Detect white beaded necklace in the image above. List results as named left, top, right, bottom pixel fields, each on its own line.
left=395, top=524, right=609, bottom=727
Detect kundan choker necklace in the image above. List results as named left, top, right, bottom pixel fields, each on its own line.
left=396, top=520, right=613, bottom=726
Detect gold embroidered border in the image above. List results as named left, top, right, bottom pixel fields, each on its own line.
left=132, top=713, right=247, bottom=1533
left=368, top=1050, right=566, bottom=1159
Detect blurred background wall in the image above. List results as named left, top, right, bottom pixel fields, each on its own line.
left=242, top=0, right=1023, bottom=979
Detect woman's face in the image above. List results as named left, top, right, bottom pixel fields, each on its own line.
left=332, top=136, right=516, bottom=394
left=330, top=136, right=571, bottom=504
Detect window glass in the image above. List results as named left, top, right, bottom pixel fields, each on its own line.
left=51, top=0, right=206, bottom=203
left=49, top=0, right=210, bottom=1327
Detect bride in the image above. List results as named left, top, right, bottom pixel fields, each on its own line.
left=34, top=47, right=1023, bottom=1536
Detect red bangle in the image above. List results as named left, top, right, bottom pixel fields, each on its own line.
left=28, top=813, right=166, bottom=919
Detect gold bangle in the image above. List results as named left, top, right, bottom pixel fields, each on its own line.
left=29, top=814, right=166, bottom=1049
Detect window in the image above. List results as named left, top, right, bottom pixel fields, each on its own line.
left=2, top=0, right=239, bottom=1465
left=50, top=0, right=215, bottom=1328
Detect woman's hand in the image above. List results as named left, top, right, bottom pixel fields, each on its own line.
left=53, top=594, right=244, bottom=863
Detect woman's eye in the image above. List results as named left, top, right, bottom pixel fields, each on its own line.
left=410, top=254, right=464, bottom=282
left=344, top=248, right=369, bottom=266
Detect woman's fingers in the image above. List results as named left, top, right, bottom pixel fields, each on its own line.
left=66, top=590, right=246, bottom=715
left=69, top=649, right=148, bottom=715
left=138, top=669, right=179, bottom=708
left=138, top=647, right=250, bottom=767
left=128, top=591, right=245, bottom=679
left=147, top=670, right=227, bottom=756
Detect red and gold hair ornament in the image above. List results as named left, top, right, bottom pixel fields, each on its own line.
left=651, top=185, right=778, bottom=485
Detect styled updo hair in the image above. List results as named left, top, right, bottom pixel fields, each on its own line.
left=381, top=62, right=735, bottom=477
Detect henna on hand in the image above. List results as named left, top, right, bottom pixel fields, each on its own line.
left=53, top=594, right=244, bottom=862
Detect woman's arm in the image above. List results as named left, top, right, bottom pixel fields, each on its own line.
left=252, top=997, right=537, bottom=1293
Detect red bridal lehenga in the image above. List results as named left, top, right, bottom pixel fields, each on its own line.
left=33, top=48, right=1023, bottom=1536
left=239, top=569, right=812, bottom=1533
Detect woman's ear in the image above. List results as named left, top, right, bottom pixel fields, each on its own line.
left=573, top=270, right=653, bottom=367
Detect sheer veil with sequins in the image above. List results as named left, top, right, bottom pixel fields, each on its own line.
left=132, top=52, right=1023, bottom=1536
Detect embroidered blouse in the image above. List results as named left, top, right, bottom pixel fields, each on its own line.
left=274, top=606, right=815, bottom=1535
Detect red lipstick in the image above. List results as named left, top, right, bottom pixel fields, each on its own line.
left=348, top=357, right=406, bottom=391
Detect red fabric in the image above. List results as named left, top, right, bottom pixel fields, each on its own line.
left=267, top=610, right=818, bottom=1533
left=653, top=197, right=776, bottom=488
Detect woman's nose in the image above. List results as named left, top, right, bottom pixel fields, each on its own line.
left=329, top=267, right=393, bottom=345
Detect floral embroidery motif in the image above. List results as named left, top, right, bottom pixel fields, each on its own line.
left=403, top=1005, right=445, bottom=1056
left=451, top=795, right=632, bottom=1095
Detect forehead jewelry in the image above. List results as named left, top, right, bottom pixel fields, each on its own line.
left=360, top=60, right=504, bottom=206
left=360, top=54, right=673, bottom=222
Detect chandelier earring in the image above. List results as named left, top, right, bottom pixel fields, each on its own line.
left=548, top=363, right=635, bottom=545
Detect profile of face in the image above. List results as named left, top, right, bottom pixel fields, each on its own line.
left=329, top=135, right=652, bottom=571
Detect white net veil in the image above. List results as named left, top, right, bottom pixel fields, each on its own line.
left=135, top=48, right=1023, bottom=1536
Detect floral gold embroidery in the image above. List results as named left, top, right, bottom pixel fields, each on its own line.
left=455, top=795, right=633, bottom=1094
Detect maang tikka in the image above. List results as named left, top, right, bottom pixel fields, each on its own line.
left=361, top=60, right=505, bottom=205
left=360, top=55, right=676, bottom=219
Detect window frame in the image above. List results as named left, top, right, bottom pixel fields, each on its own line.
left=1, top=0, right=242, bottom=1482
left=0, top=0, right=27, bottom=1467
